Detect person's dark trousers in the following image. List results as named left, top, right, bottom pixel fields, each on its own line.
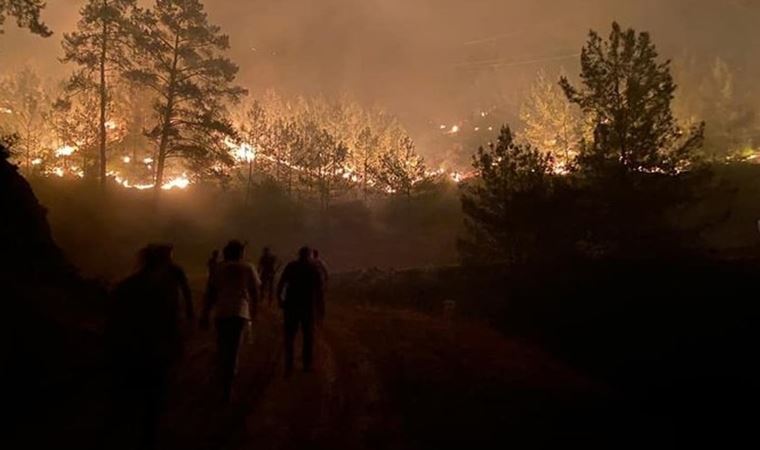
left=215, top=317, right=246, bottom=401
left=284, top=309, right=314, bottom=374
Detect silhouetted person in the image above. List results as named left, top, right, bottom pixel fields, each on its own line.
left=258, top=247, right=278, bottom=306
left=201, top=240, right=261, bottom=402
left=312, top=249, right=329, bottom=323
left=106, top=244, right=194, bottom=450
left=277, top=246, right=323, bottom=375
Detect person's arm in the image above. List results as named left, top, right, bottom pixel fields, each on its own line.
left=177, top=267, right=194, bottom=320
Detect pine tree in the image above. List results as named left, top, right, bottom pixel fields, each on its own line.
left=127, top=0, right=246, bottom=189
left=520, top=69, right=588, bottom=172
left=0, top=68, right=51, bottom=174
left=270, top=118, right=297, bottom=194
left=371, top=135, right=427, bottom=199
left=353, top=126, right=379, bottom=199
left=238, top=100, right=272, bottom=202
left=62, top=0, right=137, bottom=189
left=0, top=0, right=51, bottom=36
left=458, top=126, right=554, bottom=264
left=114, top=80, right=154, bottom=167
left=560, top=22, right=703, bottom=176
left=49, top=93, right=102, bottom=179
left=298, top=122, right=349, bottom=211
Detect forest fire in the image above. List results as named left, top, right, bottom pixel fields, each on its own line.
left=110, top=172, right=191, bottom=191
left=2, top=1, right=759, bottom=449
left=54, top=145, right=76, bottom=157
left=234, top=142, right=256, bottom=163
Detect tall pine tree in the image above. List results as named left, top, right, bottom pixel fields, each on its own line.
left=127, top=0, right=245, bottom=189
left=62, top=0, right=137, bottom=188
left=560, top=22, right=703, bottom=176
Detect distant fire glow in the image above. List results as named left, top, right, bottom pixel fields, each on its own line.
left=110, top=172, right=191, bottom=191
left=234, top=143, right=256, bottom=163
left=161, top=175, right=190, bottom=190
left=55, top=145, right=76, bottom=157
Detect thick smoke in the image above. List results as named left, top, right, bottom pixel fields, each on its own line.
left=1, top=0, right=758, bottom=157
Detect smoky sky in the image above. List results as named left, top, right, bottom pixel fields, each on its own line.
left=1, top=0, right=758, bottom=142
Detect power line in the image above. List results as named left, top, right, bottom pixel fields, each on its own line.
left=462, top=15, right=578, bottom=47
left=462, top=30, right=523, bottom=46
left=454, top=52, right=580, bottom=70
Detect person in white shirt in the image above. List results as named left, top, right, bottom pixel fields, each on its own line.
left=201, top=240, right=261, bottom=402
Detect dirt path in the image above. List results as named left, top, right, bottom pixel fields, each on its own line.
left=17, top=299, right=613, bottom=450
left=237, top=306, right=395, bottom=450
left=227, top=304, right=609, bottom=450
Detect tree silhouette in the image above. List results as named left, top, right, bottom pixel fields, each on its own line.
left=353, top=126, right=379, bottom=199
left=295, top=121, right=350, bottom=210
left=459, top=126, right=555, bottom=264
left=0, top=0, right=51, bottom=36
left=560, top=22, right=703, bottom=176
left=62, top=0, right=137, bottom=189
left=371, top=135, right=427, bottom=199
left=238, top=100, right=272, bottom=202
left=127, top=0, right=245, bottom=189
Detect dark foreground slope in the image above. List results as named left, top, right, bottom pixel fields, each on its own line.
left=0, top=148, right=106, bottom=443
left=331, top=259, right=760, bottom=447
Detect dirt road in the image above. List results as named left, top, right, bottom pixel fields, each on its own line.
left=12, top=299, right=618, bottom=450
left=149, top=302, right=614, bottom=450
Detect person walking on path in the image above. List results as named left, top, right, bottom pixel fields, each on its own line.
left=201, top=240, right=261, bottom=402
left=106, top=244, right=194, bottom=449
left=277, top=246, right=323, bottom=376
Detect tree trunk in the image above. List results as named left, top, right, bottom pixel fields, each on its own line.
left=98, top=18, right=109, bottom=190
left=154, top=33, right=181, bottom=191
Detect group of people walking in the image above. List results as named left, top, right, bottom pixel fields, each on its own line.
left=106, top=241, right=328, bottom=448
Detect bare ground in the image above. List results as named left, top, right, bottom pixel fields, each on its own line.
left=10, top=295, right=624, bottom=450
